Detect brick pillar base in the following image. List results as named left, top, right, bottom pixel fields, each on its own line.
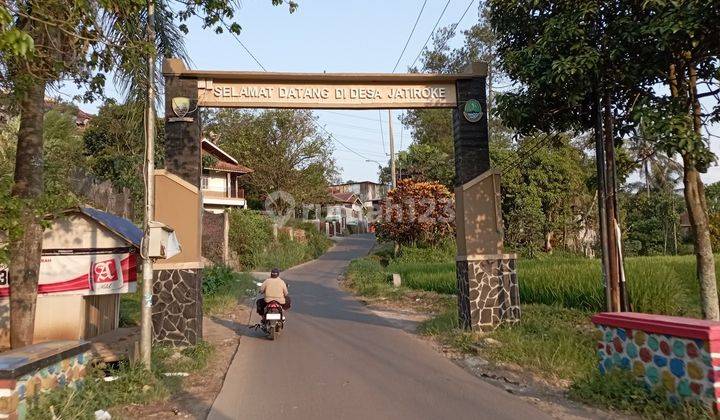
left=456, top=255, right=520, bottom=331
left=152, top=269, right=203, bottom=346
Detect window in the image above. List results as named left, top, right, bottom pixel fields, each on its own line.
left=201, top=176, right=209, bottom=190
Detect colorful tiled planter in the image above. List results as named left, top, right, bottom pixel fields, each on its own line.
left=592, top=312, right=720, bottom=413
left=0, top=341, right=91, bottom=419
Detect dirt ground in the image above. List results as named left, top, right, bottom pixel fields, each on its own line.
left=115, top=302, right=252, bottom=419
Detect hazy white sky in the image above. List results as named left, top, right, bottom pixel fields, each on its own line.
left=55, top=0, right=720, bottom=185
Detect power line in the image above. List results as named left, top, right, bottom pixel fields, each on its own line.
left=392, top=0, right=429, bottom=73
left=316, top=122, right=376, bottom=161
left=498, top=134, right=559, bottom=173
left=324, top=119, right=387, bottom=134
left=224, top=33, right=377, bottom=163
left=323, top=110, right=380, bottom=122
left=420, top=0, right=477, bottom=69
left=227, top=30, right=267, bottom=71
left=408, top=0, right=452, bottom=71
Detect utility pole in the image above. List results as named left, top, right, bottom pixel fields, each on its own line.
left=140, top=0, right=156, bottom=369
left=388, top=110, right=396, bottom=188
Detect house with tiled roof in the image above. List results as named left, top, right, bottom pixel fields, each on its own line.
left=201, top=139, right=253, bottom=213
left=329, top=181, right=387, bottom=209
left=325, top=190, right=365, bottom=232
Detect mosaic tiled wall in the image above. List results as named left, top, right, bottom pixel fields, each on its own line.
left=457, top=256, right=520, bottom=331
left=0, top=351, right=90, bottom=419
left=596, top=325, right=719, bottom=410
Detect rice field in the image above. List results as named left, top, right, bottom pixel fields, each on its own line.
left=383, top=253, right=711, bottom=317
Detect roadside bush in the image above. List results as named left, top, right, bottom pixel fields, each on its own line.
left=27, top=364, right=168, bottom=419
left=286, top=219, right=332, bottom=259
left=393, top=239, right=455, bottom=264
left=252, top=222, right=332, bottom=270
left=27, top=341, right=216, bottom=420
left=345, top=257, right=390, bottom=297
left=228, top=209, right=273, bottom=269
left=202, top=264, right=238, bottom=296
left=375, top=179, right=454, bottom=246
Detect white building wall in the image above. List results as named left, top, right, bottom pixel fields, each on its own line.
left=205, top=174, right=227, bottom=192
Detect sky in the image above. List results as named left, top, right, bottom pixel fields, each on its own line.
left=55, top=0, right=720, bottom=185
left=55, top=0, right=479, bottom=183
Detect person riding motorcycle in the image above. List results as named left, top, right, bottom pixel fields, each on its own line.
left=256, top=268, right=291, bottom=316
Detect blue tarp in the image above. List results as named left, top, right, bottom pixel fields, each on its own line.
left=79, top=207, right=142, bottom=248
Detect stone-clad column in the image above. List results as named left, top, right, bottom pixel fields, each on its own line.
left=152, top=60, right=204, bottom=346
left=453, top=63, right=520, bottom=331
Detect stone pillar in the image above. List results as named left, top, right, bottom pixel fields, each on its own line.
left=454, top=63, right=520, bottom=331
left=153, top=59, right=204, bottom=346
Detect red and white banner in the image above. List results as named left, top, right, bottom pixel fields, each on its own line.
left=0, top=251, right=137, bottom=298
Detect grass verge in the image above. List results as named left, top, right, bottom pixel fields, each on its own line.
left=27, top=341, right=214, bottom=419
left=345, top=243, right=715, bottom=419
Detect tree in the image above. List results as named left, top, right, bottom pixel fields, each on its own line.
left=494, top=134, right=595, bottom=255
left=631, top=0, right=720, bottom=319
left=82, top=100, right=165, bottom=220
left=396, top=10, right=507, bottom=187
left=205, top=109, right=338, bottom=208
left=380, top=143, right=454, bottom=188
left=375, top=180, right=454, bottom=246
left=488, top=0, right=720, bottom=319
left=0, top=0, right=297, bottom=348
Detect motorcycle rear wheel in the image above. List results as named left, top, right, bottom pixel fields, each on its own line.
left=268, top=321, right=277, bottom=340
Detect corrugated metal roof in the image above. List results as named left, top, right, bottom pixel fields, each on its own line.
left=79, top=207, right=142, bottom=248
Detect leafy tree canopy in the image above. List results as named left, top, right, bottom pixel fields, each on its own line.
left=204, top=109, right=339, bottom=207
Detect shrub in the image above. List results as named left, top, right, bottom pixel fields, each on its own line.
left=345, top=257, right=390, bottom=296
left=27, top=364, right=168, bottom=419
left=375, top=179, right=455, bottom=246
left=202, top=264, right=238, bottom=296
left=251, top=219, right=332, bottom=270
left=393, top=239, right=455, bottom=264
left=228, top=209, right=273, bottom=269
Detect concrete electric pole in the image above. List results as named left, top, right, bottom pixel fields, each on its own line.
left=140, top=0, right=156, bottom=369
left=388, top=110, right=396, bottom=188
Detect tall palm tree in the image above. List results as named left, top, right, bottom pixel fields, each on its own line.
left=628, top=117, right=683, bottom=195
left=112, top=0, right=189, bottom=104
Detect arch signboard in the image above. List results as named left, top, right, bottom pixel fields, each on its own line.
left=153, top=58, right=518, bottom=346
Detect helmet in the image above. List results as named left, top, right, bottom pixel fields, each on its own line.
left=270, top=268, right=280, bottom=278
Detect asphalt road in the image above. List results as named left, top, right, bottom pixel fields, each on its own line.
left=208, top=235, right=552, bottom=420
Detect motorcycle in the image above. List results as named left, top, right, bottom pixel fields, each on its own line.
left=252, top=282, right=286, bottom=340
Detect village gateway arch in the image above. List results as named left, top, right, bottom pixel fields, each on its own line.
left=152, top=58, right=519, bottom=346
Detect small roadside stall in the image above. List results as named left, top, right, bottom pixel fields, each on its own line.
left=0, top=207, right=142, bottom=349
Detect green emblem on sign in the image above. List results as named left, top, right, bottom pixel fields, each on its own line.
left=463, top=99, right=483, bottom=123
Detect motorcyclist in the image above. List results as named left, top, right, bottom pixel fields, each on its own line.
left=256, top=268, right=291, bottom=315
